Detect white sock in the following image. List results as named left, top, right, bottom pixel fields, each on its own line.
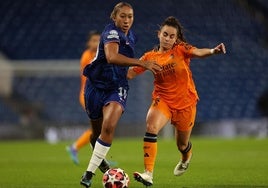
left=72, top=143, right=77, bottom=150
left=86, top=138, right=111, bottom=173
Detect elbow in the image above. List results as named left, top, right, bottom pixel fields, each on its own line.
left=192, top=49, right=210, bottom=58
left=106, top=55, right=114, bottom=64
left=192, top=51, right=203, bottom=58
left=106, top=54, right=118, bottom=64
left=127, top=69, right=136, bottom=80
left=126, top=71, right=133, bottom=80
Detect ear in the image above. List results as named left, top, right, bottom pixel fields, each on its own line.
left=111, top=15, right=116, bottom=22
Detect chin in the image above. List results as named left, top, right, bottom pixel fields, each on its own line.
left=121, top=28, right=128, bottom=33
left=163, top=45, right=172, bottom=50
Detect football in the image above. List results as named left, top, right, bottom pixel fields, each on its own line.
left=102, top=168, right=130, bottom=188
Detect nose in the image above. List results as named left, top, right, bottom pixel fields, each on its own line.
left=124, top=18, right=129, bottom=24
left=165, top=36, right=170, bottom=41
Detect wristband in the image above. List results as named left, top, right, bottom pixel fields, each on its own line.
left=210, top=49, right=215, bottom=54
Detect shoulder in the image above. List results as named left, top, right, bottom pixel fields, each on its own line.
left=141, top=49, right=156, bottom=60
left=82, top=49, right=95, bottom=57
left=145, top=49, right=156, bottom=56
left=176, top=42, right=194, bottom=50
left=103, top=23, right=117, bottom=32
left=102, top=23, right=120, bottom=39
left=80, top=50, right=91, bottom=67
left=173, top=42, right=196, bottom=55
left=81, top=50, right=90, bottom=59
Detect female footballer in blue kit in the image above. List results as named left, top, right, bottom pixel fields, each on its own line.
left=80, top=2, right=162, bottom=187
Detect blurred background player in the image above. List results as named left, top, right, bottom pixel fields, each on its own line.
left=66, top=31, right=100, bottom=165
left=80, top=2, right=162, bottom=188
left=128, top=16, right=226, bottom=186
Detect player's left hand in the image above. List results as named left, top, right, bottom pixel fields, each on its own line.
left=213, top=43, right=226, bottom=54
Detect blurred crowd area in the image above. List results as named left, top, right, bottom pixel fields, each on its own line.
left=0, top=0, right=267, bottom=139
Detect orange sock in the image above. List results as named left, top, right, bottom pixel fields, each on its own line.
left=143, top=132, right=158, bottom=172
left=74, top=129, right=92, bottom=151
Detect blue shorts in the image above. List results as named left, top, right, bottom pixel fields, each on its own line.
left=84, top=80, right=128, bottom=120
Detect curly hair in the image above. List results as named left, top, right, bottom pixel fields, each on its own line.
left=160, top=16, right=186, bottom=43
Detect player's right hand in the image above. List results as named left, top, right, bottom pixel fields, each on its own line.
left=142, top=61, right=162, bottom=74
left=214, top=43, right=226, bottom=54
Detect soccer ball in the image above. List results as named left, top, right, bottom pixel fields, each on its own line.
left=102, top=168, right=130, bottom=188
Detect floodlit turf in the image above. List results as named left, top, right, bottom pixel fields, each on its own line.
left=0, top=137, right=268, bottom=188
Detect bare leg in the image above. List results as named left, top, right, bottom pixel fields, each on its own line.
left=90, top=118, right=103, bottom=147
left=175, top=129, right=192, bottom=154
left=86, top=102, right=123, bottom=173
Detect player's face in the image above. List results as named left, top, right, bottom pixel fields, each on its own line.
left=87, top=35, right=100, bottom=52
left=113, top=6, right=134, bottom=34
left=158, top=25, right=177, bottom=51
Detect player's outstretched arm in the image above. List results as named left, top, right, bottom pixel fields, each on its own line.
left=105, top=42, right=162, bottom=74
left=192, top=43, right=226, bottom=58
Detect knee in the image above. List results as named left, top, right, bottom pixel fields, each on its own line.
left=101, top=121, right=116, bottom=137
left=146, top=124, right=159, bottom=134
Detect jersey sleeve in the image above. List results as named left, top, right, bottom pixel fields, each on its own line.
left=103, top=29, right=120, bottom=45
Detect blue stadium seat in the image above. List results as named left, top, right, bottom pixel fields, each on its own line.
left=0, top=101, right=19, bottom=124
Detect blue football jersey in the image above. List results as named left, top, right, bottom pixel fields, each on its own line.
left=83, top=23, right=137, bottom=90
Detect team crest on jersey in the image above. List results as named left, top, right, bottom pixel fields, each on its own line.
left=107, top=30, right=119, bottom=39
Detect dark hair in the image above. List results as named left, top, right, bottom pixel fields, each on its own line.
left=160, top=16, right=186, bottom=43
left=110, top=2, right=133, bottom=19
left=85, top=30, right=100, bottom=49
left=87, top=30, right=100, bottom=42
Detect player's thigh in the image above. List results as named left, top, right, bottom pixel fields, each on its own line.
left=102, top=87, right=128, bottom=128
left=172, top=104, right=197, bottom=132
left=146, top=98, right=171, bottom=134
left=84, top=82, right=104, bottom=119
left=102, top=102, right=123, bottom=129
left=172, top=105, right=196, bottom=147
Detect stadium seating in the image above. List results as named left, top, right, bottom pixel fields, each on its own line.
left=0, top=0, right=267, bottom=125
left=0, top=101, right=19, bottom=124
left=12, top=76, right=88, bottom=124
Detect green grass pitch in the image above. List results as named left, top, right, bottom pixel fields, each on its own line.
left=0, top=137, right=268, bottom=188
